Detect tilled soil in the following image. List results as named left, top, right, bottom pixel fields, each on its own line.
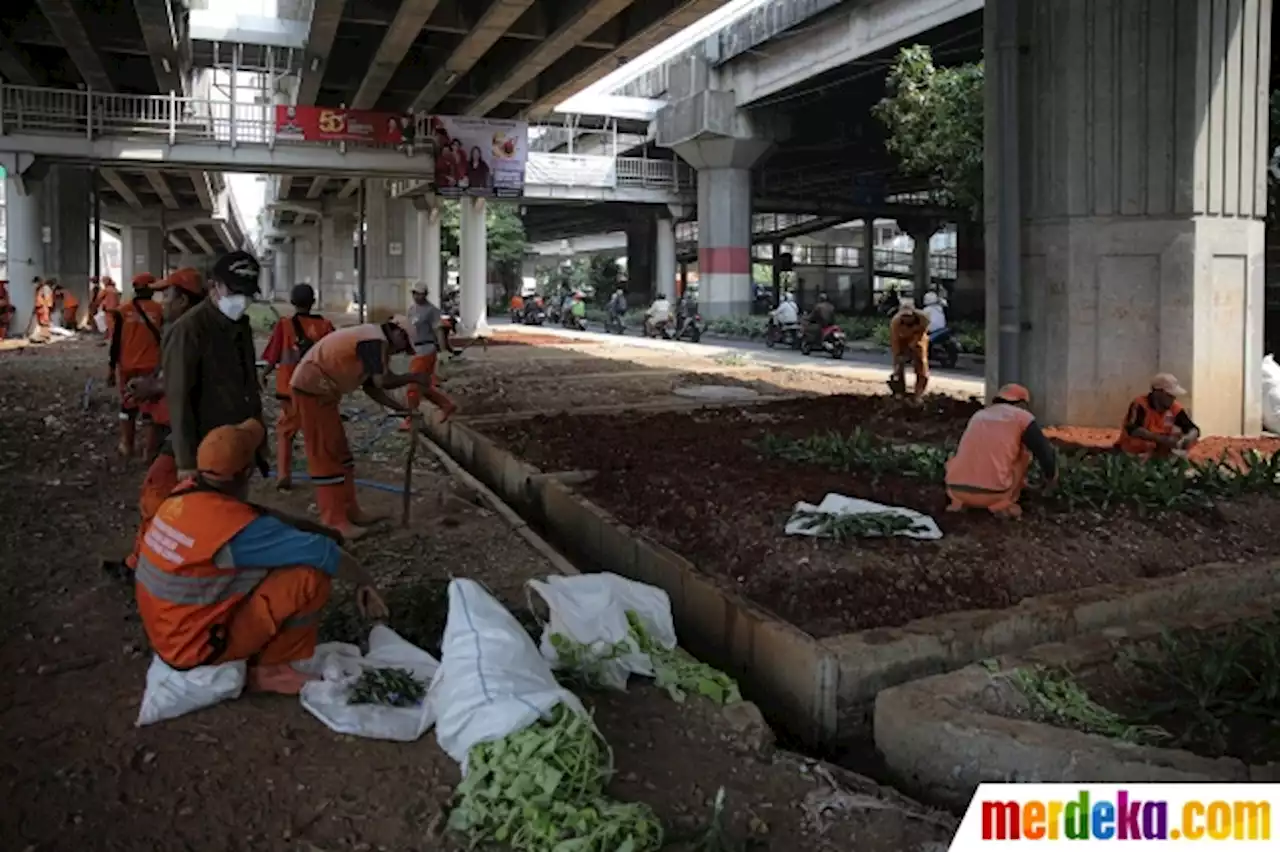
left=483, top=396, right=1280, bottom=638
left=0, top=337, right=950, bottom=852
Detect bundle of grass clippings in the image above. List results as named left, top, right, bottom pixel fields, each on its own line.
left=448, top=704, right=663, bottom=852
left=347, top=667, right=427, bottom=707
left=548, top=632, right=630, bottom=690
left=627, top=612, right=741, bottom=705
left=793, top=510, right=927, bottom=541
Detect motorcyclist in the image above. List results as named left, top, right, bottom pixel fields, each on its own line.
left=676, top=289, right=698, bottom=333
left=646, top=293, right=672, bottom=337
left=771, top=291, right=799, bottom=326
left=569, top=291, right=587, bottom=328
left=606, top=288, right=627, bottom=330
left=922, top=290, right=947, bottom=334
left=804, top=291, right=836, bottom=346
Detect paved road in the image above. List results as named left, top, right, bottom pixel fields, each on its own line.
left=488, top=318, right=986, bottom=397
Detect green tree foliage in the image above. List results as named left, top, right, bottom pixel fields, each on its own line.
left=535, top=256, right=621, bottom=300
left=874, top=45, right=984, bottom=219
left=440, top=200, right=528, bottom=295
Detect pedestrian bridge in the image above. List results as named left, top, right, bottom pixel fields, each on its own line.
left=0, top=85, right=694, bottom=205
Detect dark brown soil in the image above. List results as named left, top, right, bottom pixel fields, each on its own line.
left=482, top=396, right=1280, bottom=638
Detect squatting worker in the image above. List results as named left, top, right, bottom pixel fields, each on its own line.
left=1116, top=373, right=1201, bottom=457
left=135, top=419, right=389, bottom=695
left=290, top=321, right=430, bottom=540
left=163, top=250, right=265, bottom=482
left=260, top=284, right=335, bottom=490
left=889, top=302, right=931, bottom=400
left=401, top=283, right=457, bottom=431
left=107, top=273, right=165, bottom=459
left=945, top=383, right=1058, bottom=519
left=118, top=268, right=208, bottom=574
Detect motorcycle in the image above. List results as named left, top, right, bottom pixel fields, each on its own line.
left=764, top=317, right=802, bottom=349
left=604, top=313, right=626, bottom=334
left=644, top=317, right=673, bottom=339
left=675, top=314, right=703, bottom=343
left=929, top=326, right=961, bottom=369
left=801, top=324, right=846, bottom=359
left=522, top=306, right=547, bottom=326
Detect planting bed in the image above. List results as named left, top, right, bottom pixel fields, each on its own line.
left=481, top=394, right=1280, bottom=639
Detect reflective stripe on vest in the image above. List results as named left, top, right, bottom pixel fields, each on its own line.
left=135, top=553, right=267, bottom=606
left=945, top=404, right=1035, bottom=494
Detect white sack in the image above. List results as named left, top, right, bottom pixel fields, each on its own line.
left=785, top=492, right=943, bottom=541
left=136, top=656, right=246, bottom=726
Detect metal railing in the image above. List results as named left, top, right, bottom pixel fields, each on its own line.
left=388, top=154, right=690, bottom=197
left=743, top=242, right=958, bottom=277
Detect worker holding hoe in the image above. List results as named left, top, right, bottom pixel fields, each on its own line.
left=888, top=301, right=931, bottom=400
left=107, top=273, right=165, bottom=459
left=1115, top=373, right=1201, bottom=458
left=136, top=418, right=389, bottom=695
left=401, top=283, right=458, bottom=430
left=261, top=284, right=336, bottom=490
left=291, top=320, right=430, bottom=540
left=945, top=383, right=1058, bottom=519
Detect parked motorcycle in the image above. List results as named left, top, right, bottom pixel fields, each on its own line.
left=522, top=306, right=547, bottom=326
left=604, top=313, right=626, bottom=335
left=764, top=317, right=802, bottom=349
left=929, top=326, right=960, bottom=369
left=801, top=325, right=847, bottom=359
left=675, top=314, right=704, bottom=343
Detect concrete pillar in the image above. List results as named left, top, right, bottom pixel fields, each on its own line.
left=5, top=172, right=41, bottom=335
left=415, top=202, right=442, bottom=305
left=459, top=196, right=488, bottom=334
left=120, top=226, right=166, bottom=296
left=320, top=209, right=355, bottom=311
left=986, top=0, right=1271, bottom=435
left=624, top=217, right=655, bottom=301
left=857, top=219, right=875, bottom=312
left=952, top=220, right=985, bottom=321
left=655, top=216, right=676, bottom=297
left=273, top=238, right=294, bottom=294
left=694, top=167, right=754, bottom=316
left=42, top=166, right=91, bottom=307
left=293, top=232, right=319, bottom=291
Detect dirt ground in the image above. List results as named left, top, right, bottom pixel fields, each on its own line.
left=0, top=335, right=952, bottom=851
left=481, top=395, right=1280, bottom=638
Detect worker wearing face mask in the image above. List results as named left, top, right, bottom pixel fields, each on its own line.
left=161, top=251, right=267, bottom=483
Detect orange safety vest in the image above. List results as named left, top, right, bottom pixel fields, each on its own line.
left=1115, top=395, right=1186, bottom=455
left=135, top=484, right=264, bottom=669
left=945, top=403, right=1036, bottom=494
left=115, top=300, right=165, bottom=373
left=100, top=286, right=121, bottom=312
left=290, top=323, right=388, bottom=402
left=275, top=314, right=335, bottom=399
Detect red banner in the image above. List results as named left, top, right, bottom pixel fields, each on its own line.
left=274, top=105, right=412, bottom=145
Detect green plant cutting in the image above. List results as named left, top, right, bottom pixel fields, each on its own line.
left=448, top=704, right=663, bottom=852
left=792, top=510, right=926, bottom=540
left=1010, top=666, right=1168, bottom=746
left=347, top=667, right=427, bottom=707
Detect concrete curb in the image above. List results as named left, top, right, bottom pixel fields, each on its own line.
left=875, top=598, right=1280, bottom=809
left=424, top=413, right=1280, bottom=749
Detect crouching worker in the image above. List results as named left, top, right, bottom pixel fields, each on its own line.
left=945, top=384, right=1058, bottom=519
left=1116, top=373, right=1200, bottom=457
left=135, top=419, right=389, bottom=694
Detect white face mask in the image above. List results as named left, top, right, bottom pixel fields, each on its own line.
left=217, top=293, right=249, bottom=321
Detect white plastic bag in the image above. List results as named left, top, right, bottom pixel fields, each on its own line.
left=785, top=492, right=943, bottom=541
left=298, top=625, right=439, bottom=742
left=136, top=655, right=246, bottom=727
left=94, top=309, right=107, bottom=334
left=1262, top=355, right=1280, bottom=434
left=527, top=573, right=677, bottom=691
left=429, top=578, right=582, bottom=768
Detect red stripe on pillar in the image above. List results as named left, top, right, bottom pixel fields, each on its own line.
left=698, top=246, right=751, bottom=275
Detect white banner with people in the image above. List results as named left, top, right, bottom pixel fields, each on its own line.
left=428, top=116, right=527, bottom=198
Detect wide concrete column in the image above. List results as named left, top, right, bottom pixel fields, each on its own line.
left=320, top=209, right=355, bottom=311
left=624, top=217, right=655, bottom=301
left=987, top=0, right=1272, bottom=436
left=293, top=231, right=319, bottom=291
left=898, top=216, right=942, bottom=303
left=459, top=196, right=488, bottom=334
left=120, top=226, right=166, bottom=295
left=42, top=166, right=91, bottom=306
left=273, top=238, right=294, bottom=294
left=655, top=216, right=677, bottom=297
left=414, top=200, right=442, bottom=305
left=4, top=170, right=41, bottom=334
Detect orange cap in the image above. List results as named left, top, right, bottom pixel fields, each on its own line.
left=132, top=273, right=158, bottom=288
left=155, top=267, right=204, bottom=297
left=196, top=418, right=265, bottom=482
left=996, top=383, right=1031, bottom=404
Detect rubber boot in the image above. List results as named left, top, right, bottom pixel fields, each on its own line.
left=316, top=483, right=367, bottom=541
left=276, top=433, right=293, bottom=491
left=118, top=416, right=136, bottom=459
left=345, top=474, right=388, bottom=527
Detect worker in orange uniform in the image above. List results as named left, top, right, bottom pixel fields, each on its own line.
left=92, top=276, right=122, bottom=338
left=402, top=283, right=457, bottom=431
left=54, top=283, right=80, bottom=330
left=888, top=302, right=931, bottom=400
left=0, top=280, right=14, bottom=339
left=135, top=418, right=389, bottom=694
left=945, top=384, right=1059, bottom=519
left=1116, top=373, right=1201, bottom=457
left=107, top=274, right=165, bottom=459
left=260, top=284, right=336, bottom=491
left=290, top=322, right=430, bottom=540
left=31, top=277, right=54, bottom=342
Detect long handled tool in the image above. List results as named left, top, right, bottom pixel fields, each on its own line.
left=401, top=411, right=423, bottom=526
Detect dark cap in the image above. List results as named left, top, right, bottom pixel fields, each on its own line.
left=290, top=283, right=316, bottom=306
left=211, top=250, right=261, bottom=296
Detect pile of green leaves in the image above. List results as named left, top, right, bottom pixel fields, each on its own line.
left=1129, top=617, right=1280, bottom=757
left=792, top=510, right=927, bottom=541
left=1010, top=666, right=1169, bottom=745
left=548, top=632, right=631, bottom=690
left=347, top=667, right=427, bottom=707
left=758, top=429, right=951, bottom=482
left=448, top=704, right=663, bottom=852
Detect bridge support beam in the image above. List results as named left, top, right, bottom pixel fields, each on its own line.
left=4, top=167, right=42, bottom=335
left=459, top=197, right=488, bottom=335
left=986, top=0, right=1271, bottom=435
left=274, top=238, right=295, bottom=296
left=655, top=215, right=677, bottom=297
left=413, top=200, right=442, bottom=306
left=42, top=166, right=91, bottom=308
left=320, top=210, right=355, bottom=312
left=120, top=226, right=165, bottom=294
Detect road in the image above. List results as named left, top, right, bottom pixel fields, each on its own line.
left=487, top=318, right=987, bottom=397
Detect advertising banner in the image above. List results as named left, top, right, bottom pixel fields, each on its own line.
left=274, top=105, right=411, bottom=145
left=426, top=115, right=527, bottom=198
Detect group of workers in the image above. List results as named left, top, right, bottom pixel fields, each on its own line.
left=97, top=253, right=458, bottom=697
left=0, top=275, right=127, bottom=341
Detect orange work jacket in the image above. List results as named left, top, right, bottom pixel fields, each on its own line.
left=274, top=314, right=336, bottom=399
left=945, top=403, right=1036, bottom=494
left=135, top=484, right=264, bottom=669
left=99, top=286, right=121, bottom=312
left=290, top=324, right=388, bottom=402
left=114, top=300, right=166, bottom=374
left=1115, top=395, right=1186, bottom=455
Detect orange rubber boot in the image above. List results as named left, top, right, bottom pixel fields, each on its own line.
left=317, top=483, right=367, bottom=541
left=345, top=474, right=388, bottom=527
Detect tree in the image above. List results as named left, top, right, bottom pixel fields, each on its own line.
left=874, top=45, right=984, bottom=219
left=440, top=200, right=528, bottom=297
